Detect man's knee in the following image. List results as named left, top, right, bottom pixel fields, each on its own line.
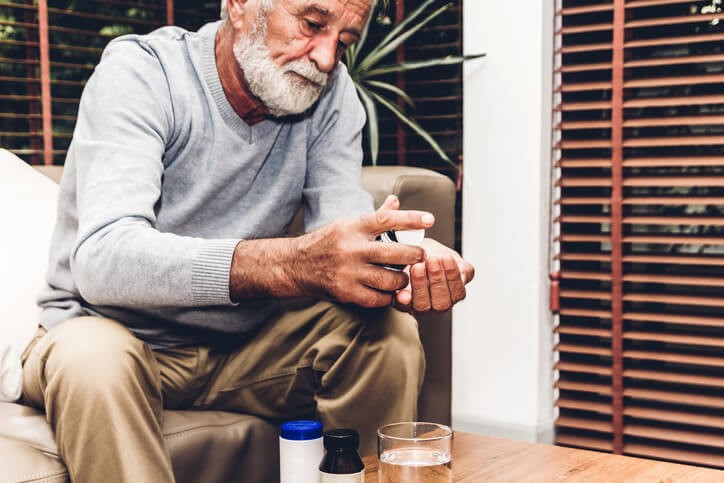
left=315, top=306, right=425, bottom=437
left=374, top=308, right=422, bottom=349
left=24, top=317, right=155, bottom=398
left=332, top=305, right=426, bottom=390
left=364, top=308, right=425, bottom=387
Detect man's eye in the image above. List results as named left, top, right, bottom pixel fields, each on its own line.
left=304, top=19, right=323, bottom=32
left=337, top=41, right=349, bottom=53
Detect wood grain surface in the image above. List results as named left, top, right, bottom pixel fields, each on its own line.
left=363, top=432, right=724, bottom=482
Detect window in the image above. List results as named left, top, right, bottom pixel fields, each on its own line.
left=0, top=0, right=217, bottom=165
left=552, top=0, right=724, bottom=468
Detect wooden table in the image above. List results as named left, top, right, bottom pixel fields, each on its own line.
left=363, top=432, right=724, bottom=482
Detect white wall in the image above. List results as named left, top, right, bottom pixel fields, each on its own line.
left=453, top=0, right=555, bottom=442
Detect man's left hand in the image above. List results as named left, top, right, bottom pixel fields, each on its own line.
left=394, top=239, right=474, bottom=313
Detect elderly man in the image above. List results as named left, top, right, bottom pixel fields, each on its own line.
left=20, top=0, right=474, bottom=480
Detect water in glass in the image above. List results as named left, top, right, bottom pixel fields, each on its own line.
left=378, top=446, right=452, bottom=483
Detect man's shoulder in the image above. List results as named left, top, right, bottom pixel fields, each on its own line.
left=119, top=24, right=190, bottom=43
left=101, top=22, right=216, bottom=63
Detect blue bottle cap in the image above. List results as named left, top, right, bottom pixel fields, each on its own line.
left=280, top=420, right=323, bottom=440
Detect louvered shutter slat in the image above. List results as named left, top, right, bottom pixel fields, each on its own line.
left=624, top=424, right=724, bottom=449
left=622, top=255, right=724, bottom=266
left=623, top=388, right=724, bottom=409
left=556, top=361, right=615, bottom=376
left=625, top=443, right=724, bottom=469
left=623, top=368, right=724, bottom=388
left=625, top=32, right=724, bottom=47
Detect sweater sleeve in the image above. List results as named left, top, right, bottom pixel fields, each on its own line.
left=69, top=38, right=238, bottom=308
left=302, top=65, right=374, bottom=232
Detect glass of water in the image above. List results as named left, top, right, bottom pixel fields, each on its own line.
left=377, top=422, right=453, bottom=483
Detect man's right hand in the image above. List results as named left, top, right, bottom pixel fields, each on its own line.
left=291, top=195, right=435, bottom=307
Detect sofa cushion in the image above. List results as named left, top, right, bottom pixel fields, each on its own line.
left=0, top=150, right=58, bottom=350
left=0, top=402, right=279, bottom=483
left=0, top=150, right=59, bottom=402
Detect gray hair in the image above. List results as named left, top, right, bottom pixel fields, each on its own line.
left=220, top=0, right=274, bottom=20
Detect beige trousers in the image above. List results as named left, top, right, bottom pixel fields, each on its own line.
left=21, top=301, right=425, bottom=483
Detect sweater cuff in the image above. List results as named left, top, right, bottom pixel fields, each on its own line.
left=192, top=239, right=240, bottom=306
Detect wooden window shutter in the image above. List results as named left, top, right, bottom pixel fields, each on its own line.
left=0, top=0, right=217, bottom=165
left=0, top=0, right=51, bottom=165
left=552, top=0, right=724, bottom=469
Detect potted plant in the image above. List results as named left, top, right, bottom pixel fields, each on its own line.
left=344, top=0, right=485, bottom=166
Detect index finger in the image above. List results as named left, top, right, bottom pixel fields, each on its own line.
left=359, top=207, right=435, bottom=236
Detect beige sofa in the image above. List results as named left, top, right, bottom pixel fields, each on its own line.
left=0, top=149, right=455, bottom=482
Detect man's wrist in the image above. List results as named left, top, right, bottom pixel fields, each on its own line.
left=229, top=237, right=307, bottom=302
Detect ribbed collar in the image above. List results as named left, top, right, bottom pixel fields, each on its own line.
left=198, top=21, right=279, bottom=143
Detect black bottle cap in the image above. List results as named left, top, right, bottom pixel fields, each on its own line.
left=323, top=429, right=359, bottom=450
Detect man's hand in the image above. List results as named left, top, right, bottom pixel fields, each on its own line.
left=287, top=195, right=435, bottom=307
left=229, top=194, right=473, bottom=311
left=394, top=238, right=475, bottom=314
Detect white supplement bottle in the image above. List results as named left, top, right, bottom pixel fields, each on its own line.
left=379, top=229, right=425, bottom=246
left=377, top=229, right=425, bottom=270
left=279, top=420, right=324, bottom=483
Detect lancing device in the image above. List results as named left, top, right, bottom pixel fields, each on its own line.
left=377, top=229, right=425, bottom=270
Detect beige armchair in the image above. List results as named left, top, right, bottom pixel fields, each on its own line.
left=0, top=150, right=455, bottom=483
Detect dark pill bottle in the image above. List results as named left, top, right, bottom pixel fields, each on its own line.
left=319, top=429, right=365, bottom=482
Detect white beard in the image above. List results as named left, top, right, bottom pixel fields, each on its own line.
left=233, top=12, right=328, bottom=117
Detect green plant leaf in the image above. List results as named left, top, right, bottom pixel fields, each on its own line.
left=347, top=0, right=378, bottom=68
left=367, top=89, right=453, bottom=165
left=363, top=79, right=415, bottom=107
left=345, top=48, right=356, bottom=72
left=354, top=84, right=380, bottom=165
left=361, top=53, right=486, bottom=78
left=357, top=2, right=451, bottom=72
left=375, top=0, right=439, bottom=53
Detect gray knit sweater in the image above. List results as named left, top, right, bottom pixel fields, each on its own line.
left=37, top=21, right=373, bottom=347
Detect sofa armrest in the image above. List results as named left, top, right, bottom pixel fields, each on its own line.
left=34, top=165, right=64, bottom=184
left=361, top=166, right=456, bottom=250
left=362, top=166, right=455, bottom=425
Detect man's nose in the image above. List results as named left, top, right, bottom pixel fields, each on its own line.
left=308, top=33, right=339, bottom=74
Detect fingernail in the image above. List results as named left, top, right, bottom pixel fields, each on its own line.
left=422, top=213, right=434, bottom=225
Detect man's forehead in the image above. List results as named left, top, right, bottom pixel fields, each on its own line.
left=291, top=0, right=372, bottom=11
left=288, top=0, right=372, bottom=26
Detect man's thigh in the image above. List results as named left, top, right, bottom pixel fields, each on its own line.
left=20, top=316, right=162, bottom=413
left=20, top=317, right=212, bottom=412
left=193, top=301, right=422, bottom=419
